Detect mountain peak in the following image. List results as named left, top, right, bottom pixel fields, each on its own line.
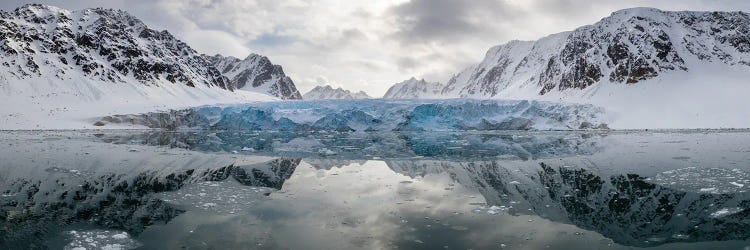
left=13, top=3, right=71, bottom=21
left=244, top=53, right=266, bottom=61
left=610, top=7, right=664, bottom=16
left=383, top=77, right=443, bottom=99
left=439, top=8, right=750, bottom=99
left=0, top=4, right=296, bottom=128
left=15, top=3, right=64, bottom=13
left=303, top=85, right=370, bottom=100
left=204, top=53, right=301, bottom=99
left=0, top=4, right=238, bottom=90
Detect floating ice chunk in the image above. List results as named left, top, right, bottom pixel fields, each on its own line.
left=111, top=233, right=128, bottom=240
left=671, top=234, right=689, bottom=239
left=158, top=181, right=273, bottom=214
left=651, top=167, right=750, bottom=194
left=101, top=244, right=126, bottom=250
left=202, top=203, right=218, bottom=208
left=710, top=207, right=744, bottom=218
left=64, top=230, right=139, bottom=250
left=241, top=147, right=255, bottom=152
left=319, top=149, right=336, bottom=155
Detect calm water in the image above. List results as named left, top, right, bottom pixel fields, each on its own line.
left=0, top=130, right=749, bottom=249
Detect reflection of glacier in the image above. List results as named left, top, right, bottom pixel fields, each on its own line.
left=95, top=99, right=608, bottom=131
left=94, top=131, right=604, bottom=160
left=0, top=134, right=300, bottom=248
left=385, top=160, right=750, bottom=247
left=3, top=131, right=749, bottom=248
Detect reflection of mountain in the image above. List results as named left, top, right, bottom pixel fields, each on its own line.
left=0, top=135, right=300, bottom=248
left=385, top=160, right=750, bottom=247
left=304, top=159, right=369, bottom=170
left=94, top=131, right=603, bottom=161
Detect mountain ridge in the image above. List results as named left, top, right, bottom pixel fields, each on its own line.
left=205, top=53, right=301, bottom=99
left=383, top=77, right=444, bottom=99
left=0, top=4, right=300, bottom=129
left=444, top=7, right=750, bottom=97
left=383, top=7, right=750, bottom=128
left=302, top=85, right=370, bottom=100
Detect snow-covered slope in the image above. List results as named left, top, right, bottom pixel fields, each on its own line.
left=383, top=77, right=444, bottom=99
left=0, top=4, right=285, bottom=129
left=444, top=8, right=750, bottom=97
left=302, top=85, right=370, bottom=100
left=435, top=8, right=750, bottom=129
left=205, top=54, right=301, bottom=99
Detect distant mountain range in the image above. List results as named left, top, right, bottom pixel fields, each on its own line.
left=382, top=77, right=443, bottom=99
left=302, top=85, right=370, bottom=99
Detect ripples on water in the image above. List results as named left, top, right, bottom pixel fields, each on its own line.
left=0, top=130, right=749, bottom=249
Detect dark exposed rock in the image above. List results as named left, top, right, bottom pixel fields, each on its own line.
left=0, top=4, right=236, bottom=90
left=439, top=8, right=750, bottom=98
left=204, top=54, right=302, bottom=99
left=0, top=4, right=301, bottom=100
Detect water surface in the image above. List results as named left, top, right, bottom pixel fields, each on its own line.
left=1, top=130, right=749, bottom=249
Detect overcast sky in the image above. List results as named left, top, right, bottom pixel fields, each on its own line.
left=2, top=1, right=749, bottom=96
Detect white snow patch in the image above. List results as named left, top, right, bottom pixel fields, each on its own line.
left=710, top=207, right=744, bottom=218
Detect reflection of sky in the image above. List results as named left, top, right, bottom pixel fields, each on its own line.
left=135, top=160, right=649, bottom=249
left=2, top=131, right=750, bottom=249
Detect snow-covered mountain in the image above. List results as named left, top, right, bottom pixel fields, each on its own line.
left=205, top=54, right=301, bottom=99
left=302, top=85, right=370, bottom=100
left=0, top=4, right=297, bottom=129
left=442, top=8, right=750, bottom=98
left=400, top=8, right=750, bottom=128
left=383, top=77, right=444, bottom=99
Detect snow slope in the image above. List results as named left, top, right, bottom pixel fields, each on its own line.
left=391, top=8, right=750, bottom=129
left=302, top=85, right=370, bottom=100
left=0, top=4, right=283, bottom=129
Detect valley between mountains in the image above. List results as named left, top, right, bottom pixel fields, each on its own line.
left=1, top=4, right=749, bottom=129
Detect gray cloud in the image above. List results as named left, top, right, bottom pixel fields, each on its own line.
left=2, top=0, right=750, bottom=96
left=388, top=0, right=519, bottom=44
left=396, top=56, right=419, bottom=71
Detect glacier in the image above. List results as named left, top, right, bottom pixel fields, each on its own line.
left=94, top=99, right=609, bottom=131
